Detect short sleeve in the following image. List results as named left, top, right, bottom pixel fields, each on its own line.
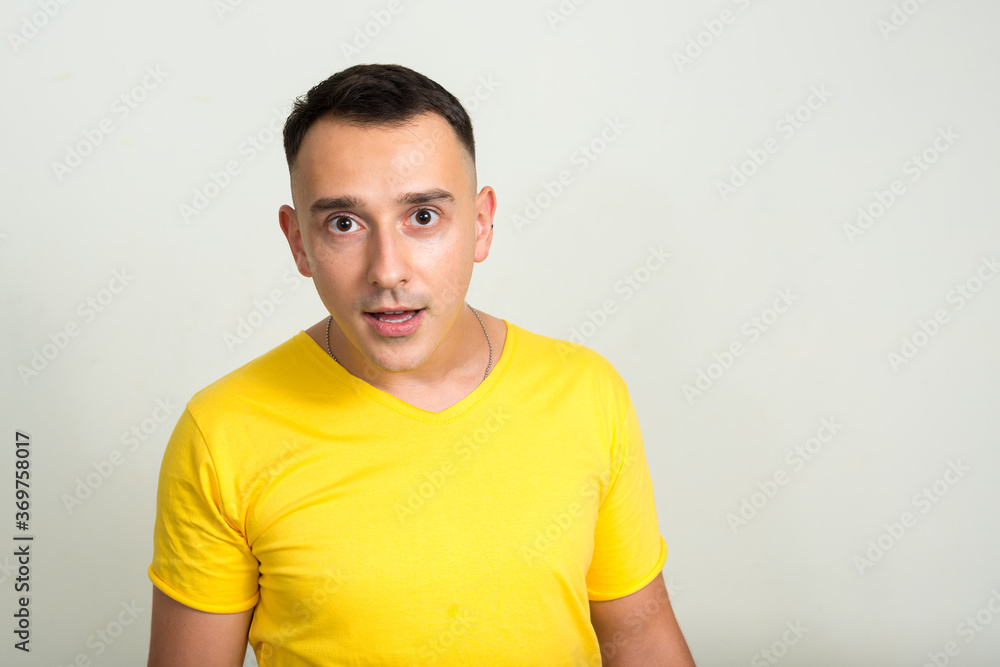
left=148, top=407, right=260, bottom=613
left=586, top=391, right=668, bottom=601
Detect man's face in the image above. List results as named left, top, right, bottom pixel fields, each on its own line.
left=279, top=111, right=496, bottom=376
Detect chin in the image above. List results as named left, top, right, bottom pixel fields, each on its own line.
left=358, top=344, right=429, bottom=375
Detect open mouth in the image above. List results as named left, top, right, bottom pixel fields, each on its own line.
left=362, top=308, right=425, bottom=337
left=368, top=309, right=421, bottom=323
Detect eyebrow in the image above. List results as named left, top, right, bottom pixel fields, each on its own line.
left=308, top=189, right=455, bottom=216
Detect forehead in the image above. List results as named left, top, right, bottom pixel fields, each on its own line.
left=292, top=112, right=470, bottom=200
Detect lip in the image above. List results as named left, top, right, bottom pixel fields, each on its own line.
left=364, top=308, right=424, bottom=337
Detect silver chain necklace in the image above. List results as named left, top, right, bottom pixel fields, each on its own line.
left=325, top=302, right=493, bottom=380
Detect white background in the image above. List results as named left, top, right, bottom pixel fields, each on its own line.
left=2, top=0, right=999, bottom=665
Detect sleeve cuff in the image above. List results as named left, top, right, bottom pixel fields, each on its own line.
left=148, top=564, right=259, bottom=614
left=587, top=535, right=668, bottom=602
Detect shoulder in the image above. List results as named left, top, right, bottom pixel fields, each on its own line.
left=185, top=332, right=318, bottom=423
left=160, top=334, right=324, bottom=484
left=507, top=321, right=631, bottom=399
left=510, top=321, right=622, bottom=374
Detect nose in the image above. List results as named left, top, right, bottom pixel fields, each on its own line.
left=366, top=222, right=411, bottom=290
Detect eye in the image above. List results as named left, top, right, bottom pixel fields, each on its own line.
left=410, top=208, right=439, bottom=227
left=329, top=216, right=359, bottom=233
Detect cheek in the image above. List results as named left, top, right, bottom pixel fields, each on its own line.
left=307, top=258, right=351, bottom=296
left=427, top=253, right=474, bottom=305
left=414, top=231, right=461, bottom=270
left=316, top=263, right=353, bottom=289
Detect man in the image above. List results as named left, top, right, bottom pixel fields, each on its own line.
left=147, top=63, right=695, bottom=666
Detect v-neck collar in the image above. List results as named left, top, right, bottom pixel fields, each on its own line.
left=295, top=320, right=517, bottom=424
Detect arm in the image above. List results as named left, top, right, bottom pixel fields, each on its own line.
left=147, top=586, right=254, bottom=667
left=589, top=572, right=695, bottom=667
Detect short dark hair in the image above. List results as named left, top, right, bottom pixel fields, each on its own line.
left=282, top=63, right=476, bottom=175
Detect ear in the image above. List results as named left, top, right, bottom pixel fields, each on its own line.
left=279, top=204, right=312, bottom=278
left=472, top=186, right=497, bottom=263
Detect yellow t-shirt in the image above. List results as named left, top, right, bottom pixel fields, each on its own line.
left=148, top=321, right=667, bottom=666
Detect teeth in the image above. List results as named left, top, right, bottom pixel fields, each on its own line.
left=374, top=310, right=415, bottom=323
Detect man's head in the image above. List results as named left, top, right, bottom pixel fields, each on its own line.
left=278, top=64, right=497, bottom=380
left=283, top=63, right=478, bottom=194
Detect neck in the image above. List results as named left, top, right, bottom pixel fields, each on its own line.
left=319, top=305, right=495, bottom=395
